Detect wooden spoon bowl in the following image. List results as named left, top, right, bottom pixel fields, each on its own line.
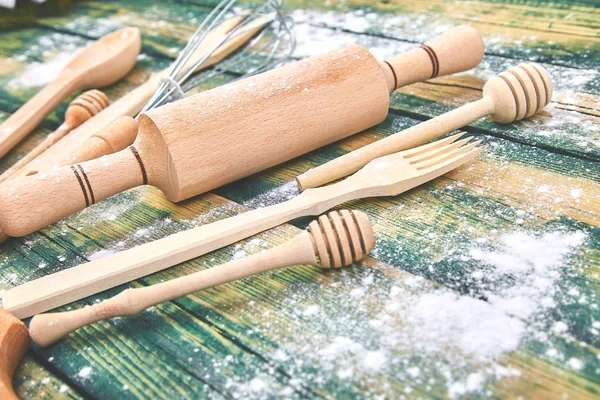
left=67, top=27, right=141, bottom=89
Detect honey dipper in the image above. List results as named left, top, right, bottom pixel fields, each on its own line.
left=0, top=90, right=110, bottom=184
left=0, top=26, right=484, bottom=239
left=28, top=210, right=375, bottom=347
left=297, top=63, right=553, bottom=190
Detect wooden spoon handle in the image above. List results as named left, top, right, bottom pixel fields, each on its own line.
left=383, top=25, right=484, bottom=90
left=29, top=232, right=316, bottom=347
left=0, top=72, right=80, bottom=159
left=0, top=147, right=143, bottom=237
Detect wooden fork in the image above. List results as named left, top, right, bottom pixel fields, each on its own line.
left=2, top=133, right=486, bottom=319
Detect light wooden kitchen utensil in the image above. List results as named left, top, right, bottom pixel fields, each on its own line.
left=0, top=90, right=109, bottom=184
left=10, top=0, right=294, bottom=181
left=3, top=135, right=486, bottom=318
left=0, top=26, right=484, bottom=239
left=29, top=209, right=375, bottom=347
left=0, top=28, right=140, bottom=159
left=0, top=308, right=28, bottom=400
left=297, top=63, right=553, bottom=190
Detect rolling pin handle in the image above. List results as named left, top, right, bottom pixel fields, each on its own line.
left=0, top=148, right=144, bottom=237
left=383, top=25, right=484, bottom=90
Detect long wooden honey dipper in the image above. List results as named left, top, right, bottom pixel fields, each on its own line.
left=0, top=90, right=110, bottom=184
left=28, top=210, right=374, bottom=347
left=0, top=25, right=484, bottom=239
left=297, top=63, right=553, bottom=190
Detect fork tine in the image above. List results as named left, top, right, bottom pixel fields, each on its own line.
left=414, top=139, right=483, bottom=170
left=407, top=137, right=472, bottom=165
left=417, top=144, right=487, bottom=175
left=401, top=132, right=466, bottom=158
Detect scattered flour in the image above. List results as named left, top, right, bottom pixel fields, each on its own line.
left=8, top=33, right=88, bottom=88
left=88, top=249, right=118, bottom=261
left=77, top=366, right=92, bottom=379
left=9, top=49, right=81, bottom=88
left=236, top=227, right=588, bottom=398
left=469, top=230, right=586, bottom=321
left=242, top=181, right=300, bottom=209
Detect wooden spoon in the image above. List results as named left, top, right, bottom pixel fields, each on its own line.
left=0, top=27, right=141, bottom=159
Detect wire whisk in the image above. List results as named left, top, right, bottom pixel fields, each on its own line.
left=140, top=0, right=295, bottom=114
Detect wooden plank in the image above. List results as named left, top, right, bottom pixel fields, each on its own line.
left=13, top=356, right=82, bottom=399
left=279, top=0, right=600, bottom=69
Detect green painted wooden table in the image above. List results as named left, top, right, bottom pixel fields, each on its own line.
left=0, top=0, right=599, bottom=398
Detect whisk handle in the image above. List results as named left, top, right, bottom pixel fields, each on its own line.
left=383, top=25, right=484, bottom=90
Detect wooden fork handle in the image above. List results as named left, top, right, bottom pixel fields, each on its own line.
left=383, top=25, right=484, bottom=90
left=0, top=147, right=143, bottom=237
left=297, top=97, right=494, bottom=190
left=0, top=72, right=81, bottom=159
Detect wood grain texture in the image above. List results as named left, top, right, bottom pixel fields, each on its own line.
left=0, top=0, right=598, bottom=398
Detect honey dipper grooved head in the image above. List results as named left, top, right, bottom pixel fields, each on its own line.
left=309, top=210, right=375, bottom=268
left=483, top=63, right=553, bottom=124
left=67, top=89, right=110, bottom=124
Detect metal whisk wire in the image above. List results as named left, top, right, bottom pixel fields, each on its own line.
left=139, top=0, right=294, bottom=115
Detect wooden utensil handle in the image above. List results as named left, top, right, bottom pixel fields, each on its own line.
left=0, top=123, right=72, bottom=184
left=0, top=147, right=144, bottom=237
left=29, top=232, right=316, bottom=347
left=73, top=116, right=139, bottom=163
left=297, top=97, right=495, bottom=190
left=0, top=72, right=81, bottom=158
left=384, top=25, right=484, bottom=89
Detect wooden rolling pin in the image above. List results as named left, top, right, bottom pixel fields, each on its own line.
left=10, top=14, right=274, bottom=180
left=297, top=63, right=553, bottom=190
left=0, top=308, right=28, bottom=400
left=0, top=28, right=140, bottom=159
left=0, top=25, right=484, bottom=239
left=2, top=135, right=485, bottom=318
left=0, top=90, right=110, bottom=184
left=29, top=210, right=375, bottom=347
